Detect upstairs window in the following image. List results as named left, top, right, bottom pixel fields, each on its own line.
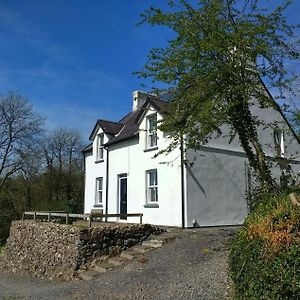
left=274, top=129, right=284, bottom=157
left=96, top=133, right=104, bottom=161
left=146, top=169, right=158, bottom=203
left=95, top=177, right=103, bottom=205
left=146, top=114, right=157, bottom=149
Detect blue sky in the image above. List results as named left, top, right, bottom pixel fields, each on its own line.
left=0, top=0, right=299, bottom=140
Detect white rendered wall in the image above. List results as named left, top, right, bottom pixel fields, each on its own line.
left=185, top=102, right=300, bottom=227
left=204, top=100, right=299, bottom=162
left=185, top=148, right=249, bottom=227
left=108, top=106, right=183, bottom=227
left=84, top=127, right=108, bottom=214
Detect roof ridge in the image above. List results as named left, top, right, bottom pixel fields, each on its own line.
left=98, top=119, right=122, bottom=125
left=118, top=111, right=132, bottom=123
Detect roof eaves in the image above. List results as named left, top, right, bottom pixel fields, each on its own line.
left=105, top=131, right=139, bottom=147
left=81, top=143, right=93, bottom=154
left=259, top=77, right=300, bottom=144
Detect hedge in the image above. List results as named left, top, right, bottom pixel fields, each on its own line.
left=230, top=187, right=300, bottom=299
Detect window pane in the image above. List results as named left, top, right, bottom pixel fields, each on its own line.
left=98, top=178, right=103, bottom=190
left=150, top=134, right=157, bottom=147
left=148, top=118, right=155, bottom=131
left=96, top=178, right=103, bottom=204
left=99, top=147, right=104, bottom=159
left=99, top=135, right=104, bottom=146
left=274, top=131, right=281, bottom=144
left=149, top=171, right=157, bottom=186
left=149, top=187, right=157, bottom=202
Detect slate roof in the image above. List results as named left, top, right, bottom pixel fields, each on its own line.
left=89, top=119, right=124, bottom=141
left=84, top=96, right=169, bottom=149
left=82, top=95, right=169, bottom=153
left=105, top=109, right=141, bottom=146
left=105, top=96, right=169, bottom=146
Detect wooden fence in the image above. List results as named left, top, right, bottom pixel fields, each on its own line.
left=22, top=211, right=143, bottom=227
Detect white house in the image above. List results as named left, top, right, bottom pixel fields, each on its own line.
left=83, top=90, right=300, bottom=228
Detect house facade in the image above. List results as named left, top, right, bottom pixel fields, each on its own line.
left=83, top=90, right=300, bottom=228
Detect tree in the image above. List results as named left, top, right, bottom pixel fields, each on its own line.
left=138, top=0, right=300, bottom=191
left=43, top=128, right=84, bottom=212
left=0, top=92, right=44, bottom=189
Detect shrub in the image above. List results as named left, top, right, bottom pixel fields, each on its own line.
left=230, top=187, right=300, bottom=300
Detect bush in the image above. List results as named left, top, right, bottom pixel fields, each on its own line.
left=230, top=187, right=300, bottom=300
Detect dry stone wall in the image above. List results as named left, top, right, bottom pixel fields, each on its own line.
left=3, top=220, right=162, bottom=281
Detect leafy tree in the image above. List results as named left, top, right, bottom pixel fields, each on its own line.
left=137, top=0, right=300, bottom=190
left=43, top=128, right=84, bottom=212
left=0, top=92, right=44, bottom=189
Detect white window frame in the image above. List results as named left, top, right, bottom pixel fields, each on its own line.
left=95, top=177, right=103, bottom=205
left=274, top=129, right=285, bottom=158
left=146, top=114, right=157, bottom=149
left=146, top=169, right=158, bottom=203
left=96, top=133, right=104, bottom=161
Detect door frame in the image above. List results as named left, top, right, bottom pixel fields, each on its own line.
left=118, top=173, right=127, bottom=220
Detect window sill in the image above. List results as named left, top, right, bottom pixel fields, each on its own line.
left=95, top=159, right=104, bottom=163
left=94, top=204, right=103, bottom=208
left=144, top=146, right=158, bottom=153
left=144, top=203, right=159, bottom=208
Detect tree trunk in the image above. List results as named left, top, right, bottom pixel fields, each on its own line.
left=230, top=101, right=274, bottom=191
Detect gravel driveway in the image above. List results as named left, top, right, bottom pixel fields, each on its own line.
left=0, top=226, right=238, bottom=300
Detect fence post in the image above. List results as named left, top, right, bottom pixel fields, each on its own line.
left=66, top=213, right=69, bottom=225
left=89, top=215, right=92, bottom=227
left=33, top=212, right=36, bottom=221
left=48, top=212, right=51, bottom=223
left=140, top=214, right=143, bottom=224
left=22, top=212, right=24, bottom=221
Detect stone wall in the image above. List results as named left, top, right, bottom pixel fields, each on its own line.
left=3, top=220, right=162, bottom=281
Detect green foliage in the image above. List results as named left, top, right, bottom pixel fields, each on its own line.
left=230, top=186, right=300, bottom=299
left=138, top=0, right=300, bottom=190
left=0, top=94, right=84, bottom=245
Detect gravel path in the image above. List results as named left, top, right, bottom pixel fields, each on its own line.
left=0, top=227, right=238, bottom=300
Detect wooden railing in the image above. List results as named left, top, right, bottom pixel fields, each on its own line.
left=22, top=211, right=143, bottom=226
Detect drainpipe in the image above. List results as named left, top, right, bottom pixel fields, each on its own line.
left=180, top=135, right=186, bottom=229
left=105, top=146, right=109, bottom=222
left=82, top=152, right=86, bottom=214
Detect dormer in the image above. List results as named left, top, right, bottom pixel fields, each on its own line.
left=88, top=119, right=124, bottom=162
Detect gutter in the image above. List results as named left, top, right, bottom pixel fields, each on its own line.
left=180, top=136, right=186, bottom=229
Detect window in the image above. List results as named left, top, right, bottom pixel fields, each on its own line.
left=95, top=177, right=103, bottom=205
left=96, top=133, right=104, bottom=161
left=274, top=129, right=284, bottom=157
left=146, top=114, right=157, bottom=148
left=146, top=169, right=158, bottom=203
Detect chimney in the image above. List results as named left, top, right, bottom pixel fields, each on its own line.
left=132, top=90, right=152, bottom=111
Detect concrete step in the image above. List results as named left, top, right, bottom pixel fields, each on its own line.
left=120, top=249, right=140, bottom=260
left=131, top=245, right=153, bottom=254
left=108, top=256, right=128, bottom=266
left=94, top=262, right=116, bottom=273
left=78, top=270, right=100, bottom=281
left=142, top=240, right=163, bottom=248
